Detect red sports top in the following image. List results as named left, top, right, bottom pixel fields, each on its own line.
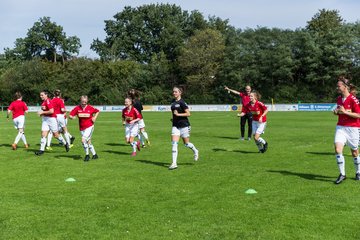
left=122, top=106, right=142, bottom=124
left=8, top=100, right=28, bottom=119
left=336, top=95, right=360, bottom=127
left=70, top=105, right=99, bottom=131
left=240, top=92, right=251, bottom=106
left=41, top=98, right=56, bottom=118
left=51, top=97, right=65, bottom=114
left=242, top=100, right=267, bottom=122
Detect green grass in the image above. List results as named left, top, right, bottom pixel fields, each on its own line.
left=0, top=111, right=359, bottom=239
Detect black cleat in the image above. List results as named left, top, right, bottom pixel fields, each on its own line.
left=334, top=174, right=346, bottom=184
left=35, top=150, right=44, bottom=156
left=84, top=155, right=90, bottom=162
left=70, top=136, right=75, bottom=144
left=356, top=173, right=360, bottom=181
left=65, top=144, right=70, bottom=152
left=262, top=142, right=268, bottom=153
left=92, top=154, right=98, bottom=160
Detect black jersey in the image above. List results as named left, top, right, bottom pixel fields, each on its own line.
left=171, top=98, right=190, bottom=128
left=133, top=99, right=143, bottom=115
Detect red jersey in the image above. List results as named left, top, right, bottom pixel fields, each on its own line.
left=240, top=92, right=251, bottom=106
left=51, top=97, right=65, bottom=114
left=8, top=100, right=28, bottom=119
left=70, top=105, right=99, bottom=131
left=336, top=95, right=360, bottom=127
left=122, top=106, right=142, bottom=124
left=242, top=100, right=267, bottom=122
left=41, top=98, right=56, bottom=118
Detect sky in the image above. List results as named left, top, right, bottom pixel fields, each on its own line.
left=0, top=0, right=359, bottom=58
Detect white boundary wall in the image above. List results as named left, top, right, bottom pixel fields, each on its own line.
left=26, top=104, right=315, bottom=112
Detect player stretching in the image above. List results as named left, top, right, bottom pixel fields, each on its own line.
left=69, top=96, right=99, bottom=162
left=35, top=90, right=69, bottom=155
left=333, top=77, right=360, bottom=184
left=122, top=97, right=142, bottom=156
left=128, top=89, right=150, bottom=147
left=7, top=92, right=29, bottom=150
left=239, top=90, right=268, bottom=153
left=169, top=86, right=199, bottom=170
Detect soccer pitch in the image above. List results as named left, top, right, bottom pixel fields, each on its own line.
left=0, top=111, right=359, bottom=239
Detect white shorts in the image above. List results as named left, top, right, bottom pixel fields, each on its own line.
left=172, top=126, right=191, bottom=138
left=138, top=119, right=146, bottom=129
left=56, top=114, right=66, bottom=128
left=13, top=115, right=25, bottom=129
left=252, top=121, right=266, bottom=135
left=81, top=125, right=94, bottom=142
left=334, top=126, right=359, bottom=150
left=42, top=116, right=59, bottom=132
left=125, top=123, right=139, bottom=139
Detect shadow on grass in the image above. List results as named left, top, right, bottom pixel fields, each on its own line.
left=105, top=143, right=128, bottom=147
left=233, top=150, right=258, bottom=154
left=267, top=170, right=334, bottom=182
left=55, top=154, right=83, bottom=160
left=103, top=150, right=129, bottom=155
left=212, top=148, right=257, bottom=154
left=305, top=151, right=334, bottom=156
left=136, top=159, right=194, bottom=168
left=214, top=136, right=240, bottom=140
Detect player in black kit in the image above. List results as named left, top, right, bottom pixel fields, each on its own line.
left=169, top=86, right=199, bottom=170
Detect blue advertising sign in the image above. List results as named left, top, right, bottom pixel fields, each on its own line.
left=298, top=103, right=336, bottom=111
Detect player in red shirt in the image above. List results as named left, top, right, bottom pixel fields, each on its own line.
left=239, top=90, right=268, bottom=153
left=128, top=89, right=151, bottom=147
left=224, top=85, right=253, bottom=140
left=46, top=90, right=75, bottom=150
left=7, top=92, right=29, bottom=150
left=333, top=77, right=360, bottom=184
left=122, top=97, right=142, bottom=156
left=35, top=90, right=69, bottom=155
left=69, top=95, right=100, bottom=161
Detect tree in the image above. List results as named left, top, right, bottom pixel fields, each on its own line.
left=305, top=9, right=354, bottom=101
left=5, top=17, right=81, bottom=62
left=91, top=3, right=207, bottom=63
left=178, top=28, right=225, bottom=103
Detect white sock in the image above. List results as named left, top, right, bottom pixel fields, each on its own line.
left=14, top=132, right=23, bottom=144
left=336, top=154, right=345, bottom=175
left=258, top=137, right=266, bottom=144
left=21, top=133, right=27, bottom=145
left=64, top=132, right=71, bottom=145
left=47, top=132, right=53, bottom=147
left=40, top=137, right=46, bottom=151
left=82, top=142, right=89, bottom=155
left=185, top=142, right=197, bottom=154
left=138, top=134, right=144, bottom=146
left=89, top=144, right=96, bottom=155
left=131, top=141, right=137, bottom=152
left=142, top=131, right=149, bottom=140
left=172, top=141, right=178, bottom=165
left=354, top=156, right=360, bottom=174
left=57, top=135, right=65, bottom=145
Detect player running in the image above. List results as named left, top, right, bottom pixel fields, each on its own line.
left=7, top=92, right=29, bottom=150
left=69, top=95, right=99, bottom=162
left=169, top=86, right=199, bottom=170
left=333, top=77, right=360, bottom=184
left=35, top=90, right=69, bottom=155
left=128, top=89, right=150, bottom=147
left=239, top=90, right=268, bottom=153
left=122, top=97, right=142, bottom=156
